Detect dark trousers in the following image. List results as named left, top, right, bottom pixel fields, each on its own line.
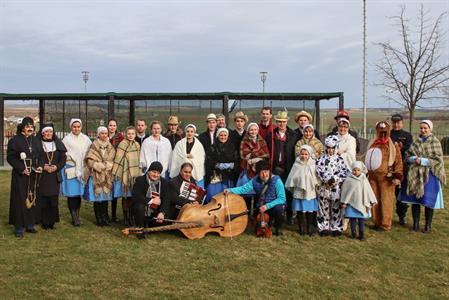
left=395, top=186, right=408, bottom=220
left=349, top=218, right=365, bottom=235
left=40, top=195, right=59, bottom=228
left=132, top=202, right=148, bottom=228
left=267, top=204, right=284, bottom=230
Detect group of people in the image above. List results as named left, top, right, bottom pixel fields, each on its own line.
left=7, top=108, right=445, bottom=240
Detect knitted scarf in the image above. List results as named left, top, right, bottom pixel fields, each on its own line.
left=112, top=139, right=141, bottom=195
left=83, top=139, right=116, bottom=196
left=407, top=135, right=446, bottom=198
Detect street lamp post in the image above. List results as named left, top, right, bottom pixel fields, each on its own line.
left=82, top=71, right=89, bottom=134
left=260, top=71, right=267, bottom=107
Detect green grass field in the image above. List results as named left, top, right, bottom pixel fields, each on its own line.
left=1, top=162, right=449, bottom=299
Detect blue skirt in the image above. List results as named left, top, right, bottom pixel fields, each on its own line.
left=205, top=180, right=234, bottom=204
left=344, top=205, right=371, bottom=219
left=60, top=167, right=85, bottom=197
left=292, top=198, right=318, bottom=212
left=85, top=177, right=112, bottom=202
left=113, top=180, right=132, bottom=198
left=196, top=178, right=205, bottom=189
left=400, top=172, right=444, bottom=209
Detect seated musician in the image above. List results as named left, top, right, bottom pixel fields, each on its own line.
left=158, top=162, right=205, bottom=221
left=225, top=160, right=286, bottom=236
left=131, top=161, right=169, bottom=236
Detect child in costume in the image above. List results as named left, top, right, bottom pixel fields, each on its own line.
left=340, top=161, right=377, bottom=240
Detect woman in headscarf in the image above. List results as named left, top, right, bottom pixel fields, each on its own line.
left=170, top=124, right=206, bottom=188
left=61, top=118, right=91, bottom=226
left=83, top=126, right=116, bottom=226
left=294, top=124, right=323, bottom=159
left=239, top=123, right=270, bottom=180
left=335, top=118, right=356, bottom=169
left=112, top=126, right=141, bottom=226
left=400, top=120, right=446, bottom=233
left=35, top=123, right=67, bottom=230
left=205, top=128, right=240, bottom=203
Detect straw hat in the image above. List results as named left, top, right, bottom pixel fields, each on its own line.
left=167, top=115, right=179, bottom=125
left=295, top=110, right=312, bottom=123
left=234, top=111, right=248, bottom=123
left=206, top=113, right=217, bottom=121
left=274, top=111, right=289, bottom=122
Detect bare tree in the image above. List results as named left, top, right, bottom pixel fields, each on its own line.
left=375, top=5, right=449, bottom=131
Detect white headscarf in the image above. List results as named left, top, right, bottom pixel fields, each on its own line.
left=62, top=120, right=92, bottom=180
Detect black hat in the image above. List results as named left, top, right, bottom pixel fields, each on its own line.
left=391, top=114, right=403, bottom=122
left=148, top=161, right=163, bottom=173
left=255, top=160, right=270, bottom=174
left=17, top=116, right=34, bottom=134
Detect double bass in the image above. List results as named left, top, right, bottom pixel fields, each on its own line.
left=122, top=192, right=248, bottom=239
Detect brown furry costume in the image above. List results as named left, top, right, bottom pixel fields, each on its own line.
left=365, top=121, right=403, bottom=230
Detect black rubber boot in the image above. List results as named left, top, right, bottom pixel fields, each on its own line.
left=411, top=204, right=420, bottom=232
left=422, top=207, right=433, bottom=233
left=93, top=203, right=102, bottom=226
left=296, top=212, right=305, bottom=235
left=69, top=209, right=80, bottom=227
left=74, top=209, right=81, bottom=226
left=101, top=202, right=110, bottom=226
left=111, top=198, right=118, bottom=222
left=306, top=213, right=314, bottom=237
left=350, top=218, right=357, bottom=239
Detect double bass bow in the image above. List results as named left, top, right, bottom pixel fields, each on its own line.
left=122, top=192, right=248, bottom=240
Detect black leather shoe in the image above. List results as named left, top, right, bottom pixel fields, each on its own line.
left=399, top=217, right=406, bottom=226
left=137, top=233, right=146, bottom=240
left=26, top=228, right=38, bottom=233
left=15, top=232, right=24, bottom=238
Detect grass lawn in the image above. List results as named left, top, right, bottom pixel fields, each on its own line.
left=1, top=162, right=449, bottom=299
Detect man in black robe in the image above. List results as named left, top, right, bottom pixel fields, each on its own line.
left=7, top=117, right=41, bottom=237
left=159, top=162, right=201, bottom=220
left=131, top=161, right=169, bottom=239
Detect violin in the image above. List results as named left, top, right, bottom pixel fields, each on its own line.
left=122, top=192, right=248, bottom=240
left=255, top=201, right=272, bottom=238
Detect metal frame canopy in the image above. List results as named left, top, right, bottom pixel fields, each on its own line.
left=0, top=91, right=344, bottom=166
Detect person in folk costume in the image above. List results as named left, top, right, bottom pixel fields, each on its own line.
left=225, top=160, right=286, bottom=236
left=265, top=111, right=298, bottom=224
left=293, top=111, right=320, bottom=142
left=239, top=123, right=270, bottom=180
left=400, top=120, right=446, bottom=233
left=61, top=118, right=92, bottom=227
left=35, top=123, right=67, bottom=230
left=364, top=121, right=403, bottom=231
left=205, top=128, right=240, bottom=203
left=107, top=118, right=124, bottom=223
left=135, top=119, right=149, bottom=146
left=294, top=124, right=324, bottom=159
left=335, top=118, right=357, bottom=170
left=159, top=162, right=201, bottom=221
left=327, top=110, right=361, bottom=154
left=140, top=120, right=172, bottom=178
left=216, top=113, right=230, bottom=131
left=198, top=113, right=218, bottom=186
left=112, top=126, right=141, bottom=226
left=316, top=135, right=348, bottom=236
left=229, top=111, right=248, bottom=182
left=390, top=113, right=413, bottom=225
left=83, top=126, right=116, bottom=226
left=258, top=106, right=277, bottom=140
left=7, top=117, right=41, bottom=237
left=164, top=116, right=183, bottom=150
left=340, top=161, right=377, bottom=241
left=285, top=145, right=319, bottom=236
left=131, top=161, right=170, bottom=239
left=170, top=124, right=206, bottom=188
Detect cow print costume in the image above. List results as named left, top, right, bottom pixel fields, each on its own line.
left=316, top=135, right=348, bottom=234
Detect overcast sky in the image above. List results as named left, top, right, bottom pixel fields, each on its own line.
left=0, top=0, right=448, bottom=108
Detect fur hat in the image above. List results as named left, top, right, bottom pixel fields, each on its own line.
left=255, top=160, right=270, bottom=174
left=148, top=161, right=163, bottom=173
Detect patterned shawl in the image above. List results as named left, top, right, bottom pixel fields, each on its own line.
left=240, top=134, right=270, bottom=178
left=407, top=135, right=446, bottom=198
left=112, top=139, right=141, bottom=195
left=83, top=139, right=116, bottom=196
left=295, top=137, right=324, bottom=159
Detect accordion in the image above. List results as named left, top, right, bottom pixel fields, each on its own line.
left=180, top=181, right=206, bottom=204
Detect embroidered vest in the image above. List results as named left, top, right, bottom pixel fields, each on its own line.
left=252, top=175, right=280, bottom=204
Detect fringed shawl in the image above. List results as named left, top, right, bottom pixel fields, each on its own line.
left=83, top=139, right=116, bottom=196
left=240, top=134, right=270, bottom=178
left=112, top=139, right=141, bottom=195
left=170, top=137, right=205, bottom=182
left=407, top=135, right=446, bottom=198
left=62, top=132, right=92, bottom=181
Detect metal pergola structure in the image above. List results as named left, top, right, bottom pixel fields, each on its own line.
left=0, top=92, right=344, bottom=166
